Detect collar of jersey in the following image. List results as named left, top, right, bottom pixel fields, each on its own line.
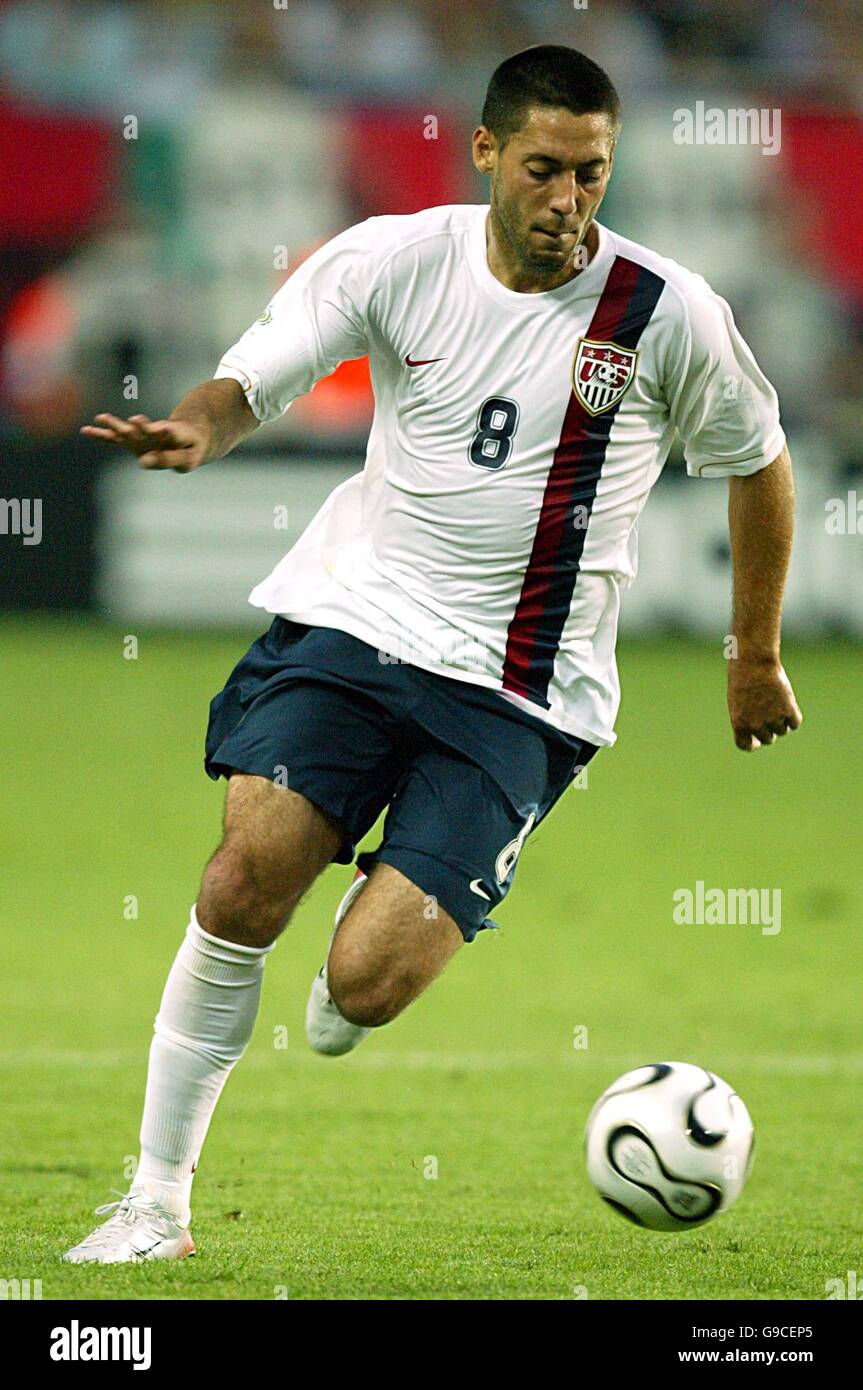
left=468, top=205, right=614, bottom=309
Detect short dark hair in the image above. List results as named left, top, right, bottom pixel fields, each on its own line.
left=481, top=45, right=621, bottom=147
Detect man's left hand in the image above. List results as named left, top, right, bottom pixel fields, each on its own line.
left=727, top=656, right=802, bottom=751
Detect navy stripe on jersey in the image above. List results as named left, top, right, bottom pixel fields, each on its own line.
left=501, top=256, right=666, bottom=708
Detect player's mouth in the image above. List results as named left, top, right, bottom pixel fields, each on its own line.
left=531, top=226, right=575, bottom=244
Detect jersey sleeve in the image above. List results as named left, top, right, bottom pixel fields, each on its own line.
left=664, top=278, right=786, bottom=479
left=213, top=221, right=377, bottom=424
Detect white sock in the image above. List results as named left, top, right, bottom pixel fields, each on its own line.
left=132, top=906, right=274, bottom=1221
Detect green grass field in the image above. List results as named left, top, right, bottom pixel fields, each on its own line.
left=1, top=618, right=861, bottom=1300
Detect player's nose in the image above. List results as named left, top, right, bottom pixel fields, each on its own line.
left=548, top=172, right=578, bottom=218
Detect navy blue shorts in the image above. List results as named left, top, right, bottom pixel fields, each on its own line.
left=204, top=618, right=598, bottom=942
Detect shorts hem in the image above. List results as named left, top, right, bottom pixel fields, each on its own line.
left=202, top=754, right=356, bottom=865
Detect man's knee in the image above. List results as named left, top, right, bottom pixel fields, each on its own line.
left=197, top=841, right=299, bottom=946
left=198, top=775, right=343, bottom=947
left=325, top=863, right=464, bottom=1025
left=326, top=956, right=415, bottom=1028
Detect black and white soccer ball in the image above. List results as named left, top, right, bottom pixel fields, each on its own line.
left=585, top=1062, right=754, bottom=1232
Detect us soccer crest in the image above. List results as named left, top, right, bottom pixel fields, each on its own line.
left=572, top=338, right=638, bottom=416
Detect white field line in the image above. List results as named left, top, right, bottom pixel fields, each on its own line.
left=2, top=1049, right=863, bottom=1075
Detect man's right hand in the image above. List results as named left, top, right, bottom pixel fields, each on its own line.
left=80, top=413, right=209, bottom=472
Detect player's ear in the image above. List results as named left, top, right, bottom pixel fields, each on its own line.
left=472, top=125, right=496, bottom=175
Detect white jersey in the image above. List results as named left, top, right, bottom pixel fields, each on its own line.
left=215, top=204, right=785, bottom=747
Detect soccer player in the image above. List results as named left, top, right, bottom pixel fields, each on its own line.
left=65, top=45, right=801, bottom=1263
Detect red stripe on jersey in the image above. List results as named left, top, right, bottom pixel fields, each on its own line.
left=502, top=257, right=664, bottom=704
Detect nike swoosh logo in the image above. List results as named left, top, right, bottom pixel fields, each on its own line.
left=133, top=1241, right=162, bottom=1259
left=405, top=354, right=447, bottom=367
left=469, top=879, right=491, bottom=901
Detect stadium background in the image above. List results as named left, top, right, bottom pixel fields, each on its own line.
left=1, top=0, right=861, bottom=1301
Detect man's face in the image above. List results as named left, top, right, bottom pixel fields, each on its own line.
left=473, top=105, right=616, bottom=279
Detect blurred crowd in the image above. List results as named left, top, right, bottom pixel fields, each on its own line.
left=2, top=0, right=861, bottom=111
left=1, top=0, right=861, bottom=477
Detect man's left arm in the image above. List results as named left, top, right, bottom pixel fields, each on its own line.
left=726, top=444, right=803, bottom=751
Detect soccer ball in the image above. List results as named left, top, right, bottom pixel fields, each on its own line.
left=584, top=1062, right=754, bottom=1232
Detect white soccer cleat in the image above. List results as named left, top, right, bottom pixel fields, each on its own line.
left=62, top=1191, right=195, bottom=1265
left=305, top=870, right=371, bottom=1057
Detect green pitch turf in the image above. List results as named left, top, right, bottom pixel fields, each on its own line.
left=1, top=618, right=860, bottom=1300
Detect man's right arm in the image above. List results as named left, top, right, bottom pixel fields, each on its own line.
left=83, top=220, right=377, bottom=469
left=80, top=377, right=260, bottom=472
